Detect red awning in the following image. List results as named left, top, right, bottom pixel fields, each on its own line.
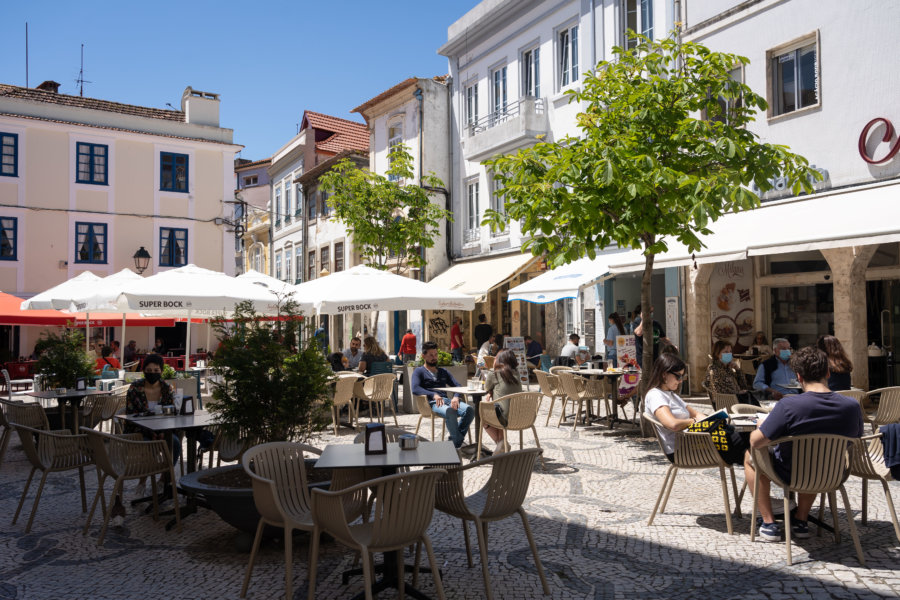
left=71, top=313, right=177, bottom=327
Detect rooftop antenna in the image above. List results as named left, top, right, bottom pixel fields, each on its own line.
left=25, top=22, right=29, bottom=87
left=166, top=103, right=175, bottom=109
left=75, top=43, right=92, bottom=97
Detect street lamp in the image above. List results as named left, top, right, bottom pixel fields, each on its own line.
left=133, top=246, right=151, bottom=274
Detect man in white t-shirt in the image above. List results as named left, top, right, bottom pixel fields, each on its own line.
left=560, top=333, right=587, bottom=365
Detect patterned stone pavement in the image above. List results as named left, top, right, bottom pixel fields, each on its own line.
left=2, top=394, right=899, bottom=600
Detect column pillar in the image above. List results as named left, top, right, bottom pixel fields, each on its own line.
left=685, top=264, right=714, bottom=394
left=822, top=246, right=877, bottom=389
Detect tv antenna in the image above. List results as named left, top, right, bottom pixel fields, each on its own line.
left=75, top=43, right=92, bottom=96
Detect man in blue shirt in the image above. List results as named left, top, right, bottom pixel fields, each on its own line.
left=342, top=336, right=362, bottom=370
left=753, top=338, right=799, bottom=400
left=411, top=341, right=475, bottom=450
left=746, top=346, right=863, bottom=541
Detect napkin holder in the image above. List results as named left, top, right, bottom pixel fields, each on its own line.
left=398, top=434, right=418, bottom=450
left=365, top=423, right=387, bottom=455
left=75, top=377, right=87, bottom=391
left=180, top=395, right=194, bottom=416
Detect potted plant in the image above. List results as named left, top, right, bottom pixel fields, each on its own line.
left=35, top=329, right=95, bottom=389
left=178, top=297, right=333, bottom=538
left=401, top=349, right=467, bottom=413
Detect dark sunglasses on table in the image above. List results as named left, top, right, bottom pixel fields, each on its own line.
left=669, top=371, right=685, bottom=381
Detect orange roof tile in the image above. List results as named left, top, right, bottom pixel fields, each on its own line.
left=300, top=110, right=369, bottom=152
left=0, top=83, right=184, bottom=122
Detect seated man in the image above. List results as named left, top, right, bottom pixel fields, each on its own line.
left=745, top=346, right=863, bottom=541
left=524, top=335, right=543, bottom=369
left=560, top=333, right=587, bottom=366
left=342, top=336, right=363, bottom=370
left=411, top=341, right=475, bottom=451
left=753, top=338, right=800, bottom=400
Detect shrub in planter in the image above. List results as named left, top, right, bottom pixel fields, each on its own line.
left=35, top=329, right=95, bottom=388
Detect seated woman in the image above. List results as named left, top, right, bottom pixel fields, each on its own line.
left=645, top=353, right=748, bottom=465
left=751, top=332, right=772, bottom=357
left=358, top=336, right=388, bottom=376
left=481, top=349, right=522, bottom=452
left=817, top=335, right=853, bottom=391
left=703, top=340, right=751, bottom=400
left=95, top=345, right=122, bottom=375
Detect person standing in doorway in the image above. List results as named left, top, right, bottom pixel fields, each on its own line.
left=399, top=329, right=417, bottom=363
left=474, top=313, right=493, bottom=349
left=604, top=312, right=626, bottom=367
left=450, top=316, right=465, bottom=362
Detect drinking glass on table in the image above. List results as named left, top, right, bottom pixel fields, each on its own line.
left=173, top=391, right=184, bottom=413
left=147, top=401, right=159, bottom=414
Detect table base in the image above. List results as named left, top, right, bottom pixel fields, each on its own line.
left=343, top=550, right=440, bottom=600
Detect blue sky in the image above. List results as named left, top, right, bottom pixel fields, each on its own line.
left=0, top=0, right=472, bottom=159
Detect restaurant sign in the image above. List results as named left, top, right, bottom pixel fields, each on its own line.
left=859, top=117, right=900, bottom=165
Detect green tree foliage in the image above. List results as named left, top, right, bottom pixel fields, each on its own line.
left=319, top=144, right=451, bottom=275
left=484, top=32, right=820, bottom=370
left=35, top=329, right=95, bottom=388
left=208, top=297, right=332, bottom=443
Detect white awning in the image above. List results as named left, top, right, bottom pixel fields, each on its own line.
left=607, top=181, right=900, bottom=273
left=428, top=253, right=536, bottom=302
left=507, top=249, right=631, bottom=303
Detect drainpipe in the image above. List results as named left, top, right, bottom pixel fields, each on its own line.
left=413, top=87, right=426, bottom=283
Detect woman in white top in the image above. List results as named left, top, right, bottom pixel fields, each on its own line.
left=644, top=353, right=708, bottom=461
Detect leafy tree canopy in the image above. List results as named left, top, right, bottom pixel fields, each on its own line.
left=319, top=144, right=451, bottom=274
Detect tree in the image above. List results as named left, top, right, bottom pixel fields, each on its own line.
left=484, top=32, right=820, bottom=372
left=319, top=144, right=451, bottom=275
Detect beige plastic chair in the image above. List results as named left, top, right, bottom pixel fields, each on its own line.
left=642, top=412, right=742, bottom=535
left=0, top=398, right=23, bottom=470
left=240, top=441, right=321, bottom=600
left=414, top=393, right=446, bottom=441
left=433, top=448, right=549, bottom=600
left=477, top=392, right=545, bottom=469
left=750, top=434, right=865, bottom=566
left=2, top=368, right=33, bottom=399
left=483, top=355, right=495, bottom=370
left=733, top=403, right=771, bottom=414
left=309, top=468, right=448, bottom=600
left=81, top=427, right=180, bottom=545
left=557, top=371, right=605, bottom=430
left=534, top=370, right=566, bottom=427
left=849, top=432, right=900, bottom=542
left=331, top=375, right=359, bottom=434
left=863, top=387, right=900, bottom=433
left=5, top=401, right=50, bottom=431
left=12, top=424, right=93, bottom=533
left=710, top=392, right=740, bottom=413
left=548, top=365, right=574, bottom=375
left=198, top=427, right=251, bottom=470
left=354, top=373, right=398, bottom=426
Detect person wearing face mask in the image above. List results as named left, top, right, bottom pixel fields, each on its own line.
left=753, top=338, right=799, bottom=400
left=703, top=340, right=750, bottom=397
left=603, top=312, right=626, bottom=367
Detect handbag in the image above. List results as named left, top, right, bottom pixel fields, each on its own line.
left=686, top=417, right=747, bottom=464
left=494, top=403, right=509, bottom=427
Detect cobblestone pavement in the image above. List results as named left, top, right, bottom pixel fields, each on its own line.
left=1, top=394, right=899, bottom=599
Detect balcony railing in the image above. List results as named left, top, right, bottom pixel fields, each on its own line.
left=467, top=97, right=544, bottom=137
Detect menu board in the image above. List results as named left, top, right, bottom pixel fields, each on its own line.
left=583, top=308, right=596, bottom=355
left=504, top=336, right=530, bottom=383
left=709, top=260, right=754, bottom=353
left=616, top=334, right=638, bottom=370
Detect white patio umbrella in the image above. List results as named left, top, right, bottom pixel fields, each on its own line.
left=114, top=264, right=292, bottom=368
left=21, top=271, right=104, bottom=351
left=236, top=269, right=302, bottom=299
left=63, top=268, right=144, bottom=360
left=292, top=264, right=476, bottom=314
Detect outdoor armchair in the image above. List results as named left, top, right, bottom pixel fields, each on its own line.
left=642, top=412, right=743, bottom=535
left=849, top=432, right=900, bottom=542
left=534, top=370, right=566, bottom=427
left=433, top=448, right=549, bottom=600
left=750, top=433, right=865, bottom=566
left=414, top=393, right=446, bottom=441
left=732, top=403, right=771, bottom=414
left=81, top=427, right=180, bottom=545
left=331, top=375, right=359, bottom=434
left=477, top=391, right=545, bottom=469
left=5, top=400, right=50, bottom=431
left=863, top=387, right=900, bottom=433
left=12, top=424, right=93, bottom=533
left=309, top=469, right=448, bottom=600
left=710, top=392, right=740, bottom=413
left=354, top=373, right=398, bottom=427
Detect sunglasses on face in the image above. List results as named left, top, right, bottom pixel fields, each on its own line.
left=669, top=371, right=685, bottom=381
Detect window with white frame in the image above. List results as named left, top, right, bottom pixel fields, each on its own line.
left=465, top=179, right=480, bottom=242
left=308, top=250, right=316, bottom=280
left=242, top=174, right=258, bottom=187
left=490, top=178, right=508, bottom=236
left=465, top=82, right=479, bottom=131
left=295, top=184, right=303, bottom=217
left=284, top=181, right=292, bottom=222
left=388, top=121, right=402, bottom=181
left=295, top=246, right=303, bottom=283
left=769, top=36, right=819, bottom=117
left=558, top=24, right=579, bottom=88
left=284, top=247, right=292, bottom=282
left=708, top=67, right=743, bottom=125
left=320, top=246, right=330, bottom=274
left=160, top=152, right=188, bottom=192
left=491, top=65, right=508, bottom=117
left=274, top=187, right=282, bottom=228
left=76, top=142, right=108, bottom=185
left=275, top=251, right=282, bottom=281
left=523, top=46, right=540, bottom=97
left=320, top=190, right=330, bottom=217
left=252, top=245, right=262, bottom=273
left=623, top=0, right=653, bottom=49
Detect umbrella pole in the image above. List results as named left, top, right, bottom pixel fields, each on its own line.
left=206, top=320, right=211, bottom=355
left=184, top=309, right=192, bottom=371
left=121, top=313, right=127, bottom=366
left=85, top=312, right=90, bottom=352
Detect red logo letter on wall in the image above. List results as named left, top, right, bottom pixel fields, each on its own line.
left=859, top=117, right=900, bottom=165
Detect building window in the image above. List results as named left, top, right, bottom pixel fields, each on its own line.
left=334, top=241, right=345, bottom=272
left=275, top=251, right=282, bottom=281
left=492, top=66, right=508, bottom=116
left=523, top=47, right=540, bottom=97
left=466, top=83, right=479, bottom=130
left=159, top=227, right=188, bottom=267
left=0, top=217, right=17, bottom=260
left=252, top=246, right=262, bottom=273
left=770, top=39, right=819, bottom=117
left=707, top=67, right=743, bottom=125
left=465, top=180, right=480, bottom=243
left=295, top=185, right=303, bottom=217
left=160, top=152, right=189, bottom=192
left=320, top=191, right=330, bottom=217
left=284, top=183, right=292, bottom=223
left=623, top=0, right=653, bottom=49
left=490, top=179, right=508, bottom=236
left=243, top=175, right=258, bottom=187
left=320, top=246, right=330, bottom=274
left=558, top=24, right=579, bottom=88
left=274, top=187, right=282, bottom=228
left=388, top=122, right=402, bottom=182
left=1, top=133, right=18, bottom=177
left=295, top=246, right=303, bottom=283
left=308, top=250, right=316, bottom=280
left=284, top=249, right=292, bottom=282
left=76, top=142, right=108, bottom=185
left=308, top=192, right=317, bottom=220
left=75, top=222, right=107, bottom=264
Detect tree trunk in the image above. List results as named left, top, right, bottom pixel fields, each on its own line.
left=640, top=250, right=655, bottom=388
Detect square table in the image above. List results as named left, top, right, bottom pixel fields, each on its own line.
left=315, top=441, right=459, bottom=600
left=575, top=369, right=626, bottom=426
left=29, top=388, right=107, bottom=432
left=432, top=385, right=490, bottom=456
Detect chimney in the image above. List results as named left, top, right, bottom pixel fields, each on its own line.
left=181, top=86, right=220, bottom=127
left=36, top=80, right=61, bottom=93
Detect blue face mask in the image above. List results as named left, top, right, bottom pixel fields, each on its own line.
left=720, top=352, right=733, bottom=364
left=779, top=349, right=792, bottom=361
